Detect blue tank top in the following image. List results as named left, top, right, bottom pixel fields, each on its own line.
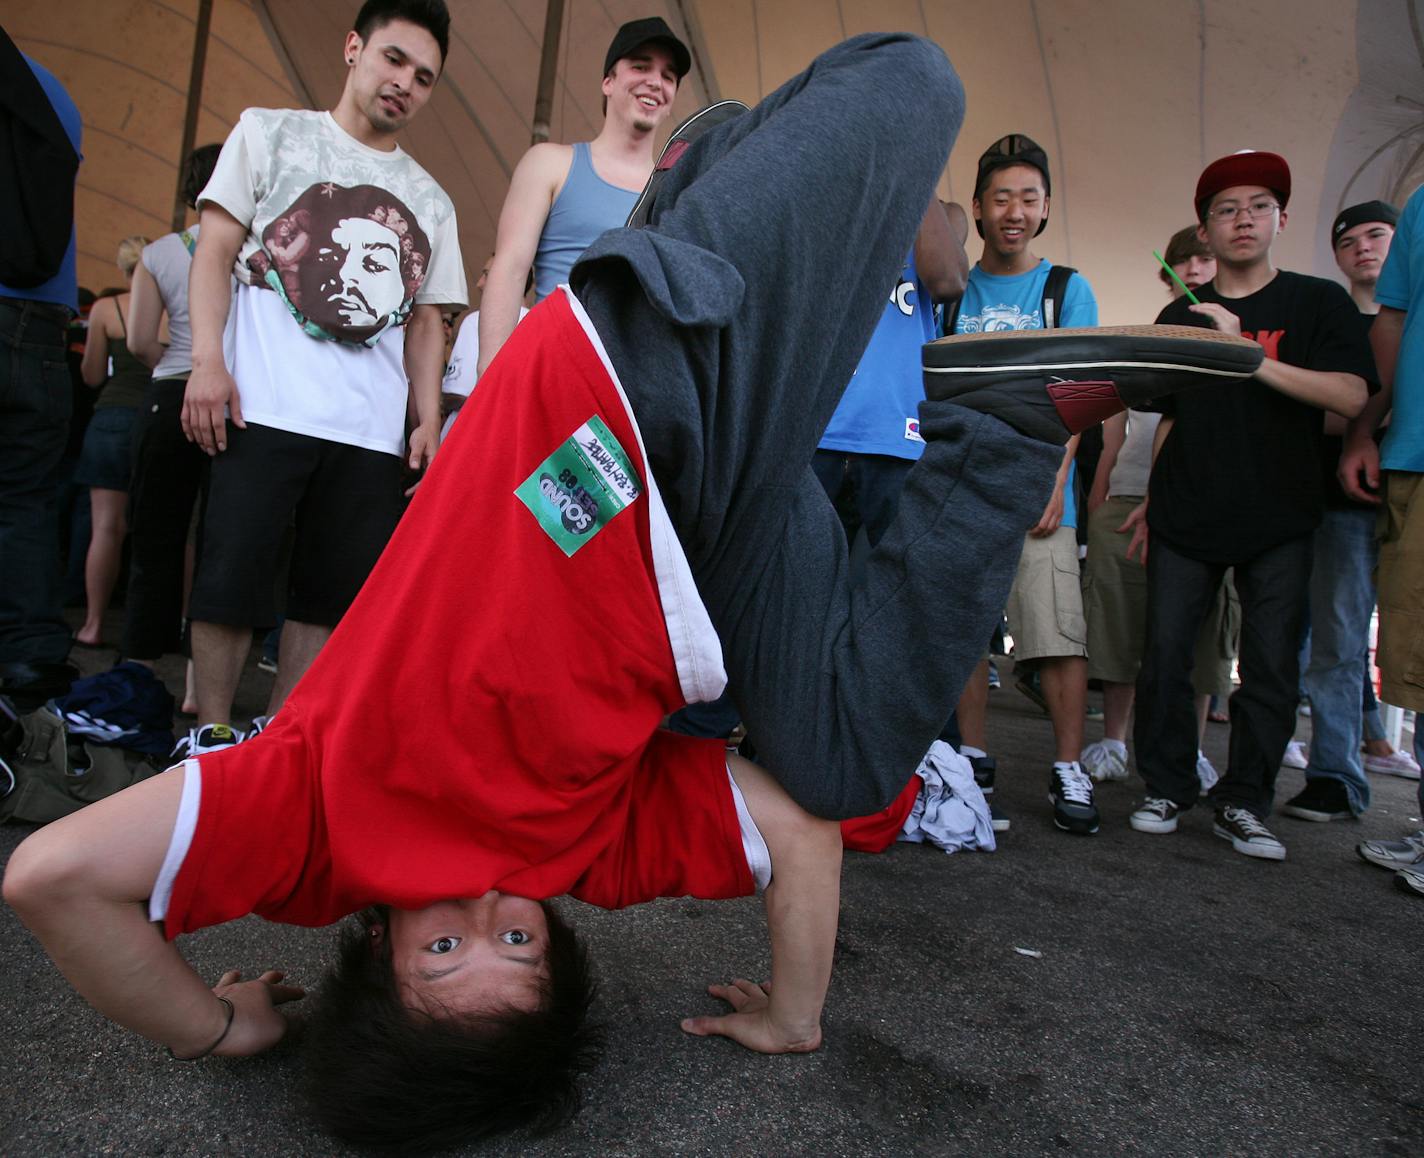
left=533, top=142, right=639, bottom=302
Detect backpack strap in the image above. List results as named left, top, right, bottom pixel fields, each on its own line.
left=942, top=297, right=962, bottom=337
left=1040, top=264, right=1076, bottom=330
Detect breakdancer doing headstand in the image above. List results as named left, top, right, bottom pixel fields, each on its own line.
left=4, top=33, right=1261, bottom=1151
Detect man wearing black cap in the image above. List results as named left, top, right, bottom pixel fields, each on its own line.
left=1278, top=202, right=1408, bottom=825
left=1128, top=151, right=1374, bottom=861
left=478, top=16, right=690, bottom=378
left=946, top=132, right=1101, bottom=839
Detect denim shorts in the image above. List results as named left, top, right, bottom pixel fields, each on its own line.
left=74, top=405, right=139, bottom=491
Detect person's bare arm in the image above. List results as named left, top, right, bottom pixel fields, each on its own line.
left=1030, top=433, right=1080, bottom=537
left=3, top=770, right=303, bottom=1058
left=80, top=297, right=113, bottom=387
left=127, top=263, right=167, bottom=369
left=1189, top=300, right=1367, bottom=416
left=402, top=304, right=445, bottom=485
left=1120, top=415, right=1174, bottom=564
left=182, top=204, right=249, bottom=454
left=915, top=199, right=968, bottom=304
left=1339, top=306, right=1404, bottom=503
left=477, top=144, right=568, bottom=379
left=680, top=753, right=841, bottom=1053
left=1087, top=411, right=1127, bottom=514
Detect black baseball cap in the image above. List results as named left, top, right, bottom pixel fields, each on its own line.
left=604, top=17, right=691, bottom=80
left=1331, top=200, right=1399, bottom=247
left=974, top=133, right=1051, bottom=237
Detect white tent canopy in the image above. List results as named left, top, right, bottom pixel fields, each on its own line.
left=10, top=0, right=1416, bottom=322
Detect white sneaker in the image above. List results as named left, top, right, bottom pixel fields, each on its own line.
left=1357, top=830, right=1424, bottom=870
left=1281, top=740, right=1309, bottom=770
left=1196, top=751, right=1220, bottom=793
left=1081, top=739, right=1128, bottom=783
left=1362, top=749, right=1421, bottom=780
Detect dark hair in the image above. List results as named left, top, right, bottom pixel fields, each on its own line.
left=304, top=903, right=600, bottom=1151
left=181, top=144, right=223, bottom=210
left=354, top=0, right=451, bottom=65
left=1159, top=224, right=1212, bottom=286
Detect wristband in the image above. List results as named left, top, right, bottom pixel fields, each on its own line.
left=167, top=996, right=235, bottom=1061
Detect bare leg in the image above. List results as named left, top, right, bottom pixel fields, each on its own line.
left=1041, top=655, right=1088, bottom=763
left=191, top=620, right=251, bottom=727
left=265, top=619, right=332, bottom=716
left=1102, top=680, right=1134, bottom=743
left=956, top=659, right=991, bottom=750
left=1194, top=693, right=1211, bottom=748
left=77, top=488, right=128, bottom=645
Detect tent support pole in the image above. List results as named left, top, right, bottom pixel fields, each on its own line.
left=172, top=0, right=213, bottom=232
left=531, top=0, right=565, bottom=144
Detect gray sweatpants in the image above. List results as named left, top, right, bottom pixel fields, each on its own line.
left=573, top=34, right=1061, bottom=819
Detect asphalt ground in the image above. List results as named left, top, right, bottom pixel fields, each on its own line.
left=2, top=621, right=1422, bottom=1156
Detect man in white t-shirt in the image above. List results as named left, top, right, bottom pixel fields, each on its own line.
left=440, top=254, right=528, bottom=439
left=178, top=0, right=467, bottom=755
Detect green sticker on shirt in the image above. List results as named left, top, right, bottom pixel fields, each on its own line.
left=515, top=415, right=643, bottom=556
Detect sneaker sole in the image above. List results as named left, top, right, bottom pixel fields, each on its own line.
left=625, top=99, right=749, bottom=229
left=1363, top=761, right=1421, bottom=780
left=1394, top=870, right=1424, bottom=896
left=1213, top=824, right=1287, bottom=860
left=1047, top=794, right=1100, bottom=835
left=1357, top=844, right=1424, bottom=870
left=923, top=324, right=1264, bottom=378
left=991, top=818, right=1011, bottom=833
left=1280, top=804, right=1354, bottom=823
left=1130, top=813, right=1178, bottom=834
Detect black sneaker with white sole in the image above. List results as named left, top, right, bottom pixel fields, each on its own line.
left=1280, top=777, right=1354, bottom=822
left=625, top=99, right=750, bottom=230
left=965, top=752, right=1009, bottom=832
left=1048, top=763, right=1099, bottom=835
left=1130, top=797, right=1181, bottom=833
left=922, top=325, right=1265, bottom=444
left=1214, top=805, right=1286, bottom=861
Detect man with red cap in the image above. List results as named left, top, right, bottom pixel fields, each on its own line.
left=1127, top=150, right=1375, bottom=860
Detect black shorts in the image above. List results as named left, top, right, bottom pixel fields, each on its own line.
left=188, top=423, right=404, bottom=628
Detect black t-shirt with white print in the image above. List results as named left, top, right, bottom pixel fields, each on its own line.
left=1149, top=270, right=1376, bottom=563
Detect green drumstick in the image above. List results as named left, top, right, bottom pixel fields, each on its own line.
left=1153, top=250, right=1200, bottom=305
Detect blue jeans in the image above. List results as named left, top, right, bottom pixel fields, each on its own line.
left=1302, top=507, right=1376, bottom=811
left=0, top=299, right=73, bottom=664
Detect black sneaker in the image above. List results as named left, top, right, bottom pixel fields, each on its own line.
left=1048, top=763, right=1099, bottom=835
left=922, top=325, right=1265, bottom=444
left=170, top=723, right=242, bottom=761
left=625, top=99, right=749, bottom=230
left=1279, top=777, right=1354, bottom=823
left=1213, top=805, right=1286, bottom=861
left=965, top=752, right=996, bottom=795
left=964, top=753, right=1009, bottom=832
left=1130, top=797, right=1181, bottom=833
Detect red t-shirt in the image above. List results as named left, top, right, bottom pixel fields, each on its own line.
left=165, top=291, right=752, bottom=936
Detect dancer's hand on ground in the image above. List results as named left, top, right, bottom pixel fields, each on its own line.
left=210, top=969, right=305, bottom=1057
left=681, top=978, right=823, bottom=1054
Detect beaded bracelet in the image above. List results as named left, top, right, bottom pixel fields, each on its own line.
left=167, top=996, right=235, bottom=1061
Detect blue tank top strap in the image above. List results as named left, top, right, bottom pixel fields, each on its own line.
left=532, top=141, right=640, bottom=302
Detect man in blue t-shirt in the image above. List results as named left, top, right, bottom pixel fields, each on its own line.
left=948, top=134, right=1100, bottom=838
left=815, top=199, right=966, bottom=551
left=1344, top=181, right=1424, bottom=897
left=0, top=47, right=83, bottom=705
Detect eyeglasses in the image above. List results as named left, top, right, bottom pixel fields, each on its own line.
left=1206, top=200, right=1280, bottom=223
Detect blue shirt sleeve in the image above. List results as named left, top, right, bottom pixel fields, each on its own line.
left=1375, top=189, right=1419, bottom=312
